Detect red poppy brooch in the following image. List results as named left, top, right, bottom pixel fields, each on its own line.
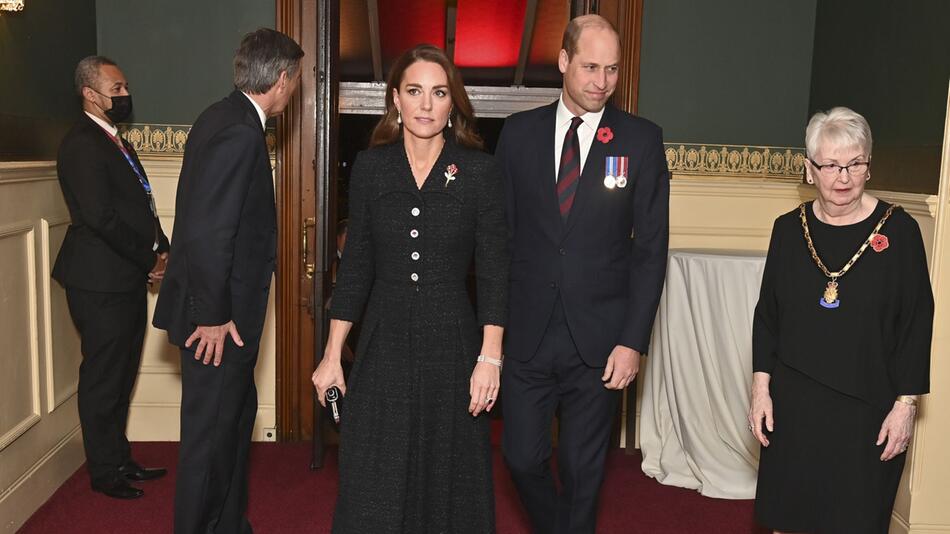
left=596, top=127, right=614, bottom=144
left=444, top=163, right=459, bottom=187
left=870, top=233, right=889, bottom=253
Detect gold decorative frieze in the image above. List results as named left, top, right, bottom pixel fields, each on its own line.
left=119, top=123, right=277, bottom=156
left=665, top=143, right=806, bottom=180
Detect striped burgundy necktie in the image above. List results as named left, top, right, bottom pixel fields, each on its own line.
left=557, top=116, right=584, bottom=219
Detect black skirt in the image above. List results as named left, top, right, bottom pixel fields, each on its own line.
left=754, top=361, right=905, bottom=533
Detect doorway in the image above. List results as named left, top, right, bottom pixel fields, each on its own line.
left=274, top=0, right=643, bottom=453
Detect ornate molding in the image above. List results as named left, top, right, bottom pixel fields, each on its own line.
left=665, top=143, right=807, bottom=180
left=118, top=124, right=277, bottom=156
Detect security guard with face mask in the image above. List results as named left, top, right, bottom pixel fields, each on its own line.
left=53, top=56, right=170, bottom=499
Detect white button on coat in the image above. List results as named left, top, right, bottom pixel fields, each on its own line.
left=411, top=252, right=420, bottom=260
left=410, top=273, right=419, bottom=282
left=411, top=207, right=420, bottom=216
left=410, top=229, right=419, bottom=238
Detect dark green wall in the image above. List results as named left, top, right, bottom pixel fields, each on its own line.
left=809, top=0, right=950, bottom=194
left=95, top=0, right=275, bottom=125
left=0, top=0, right=97, bottom=160
left=637, top=0, right=817, bottom=147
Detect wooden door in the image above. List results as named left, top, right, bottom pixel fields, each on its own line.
left=275, top=0, right=339, bottom=444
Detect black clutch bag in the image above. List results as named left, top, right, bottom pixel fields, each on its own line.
left=325, top=385, right=342, bottom=424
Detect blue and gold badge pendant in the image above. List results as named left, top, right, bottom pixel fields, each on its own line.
left=603, top=156, right=629, bottom=189
left=797, top=202, right=897, bottom=309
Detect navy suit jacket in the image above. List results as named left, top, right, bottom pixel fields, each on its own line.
left=496, top=101, right=669, bottom=366
left=153, top=91, right=276, bottom=347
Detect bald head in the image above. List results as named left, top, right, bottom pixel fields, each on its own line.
left=561, top=14, right=620, bottom=60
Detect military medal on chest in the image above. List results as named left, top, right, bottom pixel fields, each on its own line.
left=798, top=203, right=897, bottom=309
left=603, top=156, right=629, bottom=189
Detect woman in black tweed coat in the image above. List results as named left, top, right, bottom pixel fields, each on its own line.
left=312, top=45, right=508, bottom=533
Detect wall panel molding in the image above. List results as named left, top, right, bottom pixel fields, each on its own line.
left=0, top=222, right=42, bottom=451
left=43, top=219, right=81, bottom=412
left=0, top=162, right=57, bottom=185
left=666, top=143, right=806, bottom=180
left=119, top=124, right=277, bottom=157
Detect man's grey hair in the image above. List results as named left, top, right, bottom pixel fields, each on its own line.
left=805, top=107, right=873, bottom=158
left=74, top=56, right=117, bottom=96
left=233, top=28, right=305, bottom=94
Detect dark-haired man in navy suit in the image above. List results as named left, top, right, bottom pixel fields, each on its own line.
left=496, top=14, right=669, bottom=534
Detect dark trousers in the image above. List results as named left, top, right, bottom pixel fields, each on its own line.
left=174, top=341, right=259, bottom=534
left=66, top=286, right=146, bottom=486
left=502, top=300, right=620, bottom=534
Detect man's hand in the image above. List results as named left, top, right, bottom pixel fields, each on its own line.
left=185, top=320, right=244, bottom=367
left=602, top=345, right=640, bottom=390
left=148, top=252, right=168, bottom=283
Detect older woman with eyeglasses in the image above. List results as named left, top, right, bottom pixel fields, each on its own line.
left=748, top=107, right=934, bottom=533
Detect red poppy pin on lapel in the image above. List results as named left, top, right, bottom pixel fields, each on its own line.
left=870, top=233, right=889, bottom=252
left=597, top=127, right=614, bottom=144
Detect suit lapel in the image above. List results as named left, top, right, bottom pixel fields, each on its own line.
left=563, top=105, right=612, bottom=235
left=536, top=103, right=562, bottom=242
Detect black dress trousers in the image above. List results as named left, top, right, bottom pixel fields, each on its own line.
left=502, top=298, right=621, bottom=534
left=174, top=341, right=259, bottom=534
left=66, top=286, right=147, bottom=486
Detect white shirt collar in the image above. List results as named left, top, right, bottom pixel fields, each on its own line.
left=242, top=92, right=267, bottom=130
left=556, top=93, right=605, bottom=132
left=84, top=111, right=118, bottom=137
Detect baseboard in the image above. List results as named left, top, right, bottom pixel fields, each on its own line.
left=0, top=425, right=84, bottom=532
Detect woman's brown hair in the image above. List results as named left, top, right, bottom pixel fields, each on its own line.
left=369, top=44, right=483, bottom=150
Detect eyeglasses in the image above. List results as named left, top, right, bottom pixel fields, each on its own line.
left=807, top=158, right=871, bottom=177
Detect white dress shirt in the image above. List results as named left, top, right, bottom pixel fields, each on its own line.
left=242, top=92, right=267, bottom=130
left=85, top=111, right=118, bottom=137
left=553, top=94, right=605, bottom=180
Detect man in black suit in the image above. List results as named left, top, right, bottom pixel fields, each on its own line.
left=53, top=56, right=170, bottom=499
left=496, top=15, right=669, bottom=534
left=152, top=29, right=302, bottom=534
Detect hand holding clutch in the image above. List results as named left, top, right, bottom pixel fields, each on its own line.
left=325, top=385, right=342, bottom=423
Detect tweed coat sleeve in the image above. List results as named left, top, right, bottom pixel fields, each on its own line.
left=329, top=151, right=375, bottom=323
left=474, top=156, right=509, bottom=327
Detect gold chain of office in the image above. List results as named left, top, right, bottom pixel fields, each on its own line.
left=798, top=202, right=897, bottom=306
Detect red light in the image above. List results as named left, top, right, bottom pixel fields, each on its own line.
left=454, top=0, right=528, bottom=67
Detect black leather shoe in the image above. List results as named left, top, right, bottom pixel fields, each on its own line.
left=119, top=461, right=167, bottom=482
left=91, top=479, right=144, bottom=499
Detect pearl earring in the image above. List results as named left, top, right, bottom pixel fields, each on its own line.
left=448, top=116, right=453, bottom=128
left=397, top=111, right=402, bottom=125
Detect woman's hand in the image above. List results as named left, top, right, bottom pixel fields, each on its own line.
left=748, top=372, right=774, bottom=447
left=469, top=362, right=500, bottom=417
left=312, top=350, right=346, bottom=407
left=877, top=401, right=917, bottom=461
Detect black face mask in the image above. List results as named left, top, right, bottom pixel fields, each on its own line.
left=92, top=89, right=133, bottom=123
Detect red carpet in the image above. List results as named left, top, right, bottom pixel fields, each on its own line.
left=20, top=442, right=767, bottom=533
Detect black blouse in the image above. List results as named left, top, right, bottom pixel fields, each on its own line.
left=753, top=200, right=933, bottom=409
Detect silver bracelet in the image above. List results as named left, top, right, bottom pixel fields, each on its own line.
left=476, top=355, right=503, bottom=368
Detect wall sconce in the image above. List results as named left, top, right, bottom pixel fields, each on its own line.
left=0, top=0, right=25, bottom=13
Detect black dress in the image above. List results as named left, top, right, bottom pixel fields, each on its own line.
left=328, top=138, right=509, bottom=533
left=753, top=200, right=933, bottom=533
